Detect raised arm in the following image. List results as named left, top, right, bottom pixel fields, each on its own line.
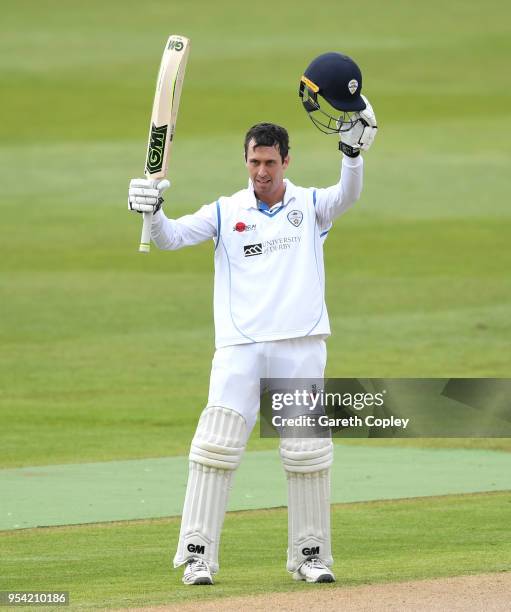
left=128, top=177, right=218, bottom=250
left=314, top=94, right=377, bottom=229
left=151, top=204, right=217, bottom=250
left=314, top=155, right=364, bottom=228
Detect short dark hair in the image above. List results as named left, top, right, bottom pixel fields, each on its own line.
left=244, top=123, right=290, bottom=163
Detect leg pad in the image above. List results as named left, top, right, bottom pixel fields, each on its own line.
left=280, top=437, right=334, bottom=572
left=174, top=406, right=247, bottom=573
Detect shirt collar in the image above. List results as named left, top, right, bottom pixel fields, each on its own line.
left=242, top=178, right=297, bottom=210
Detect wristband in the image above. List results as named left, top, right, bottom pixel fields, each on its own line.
left=339, top=142, right=360, bottom=158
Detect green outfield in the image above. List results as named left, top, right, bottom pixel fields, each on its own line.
left=1, top=493, right=510, bottom=608
left=0, top=0, right=510, bottom=608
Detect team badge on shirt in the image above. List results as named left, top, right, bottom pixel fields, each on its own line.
left=287, top=210, right=303, bottom=227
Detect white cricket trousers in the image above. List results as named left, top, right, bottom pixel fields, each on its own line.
left=207, top=336, right=327, bottom=434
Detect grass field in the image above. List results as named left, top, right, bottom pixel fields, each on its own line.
left=1, top=0, right=510, bottom=466
left=1, top=493, right=510, bottom=609
left=0, top=0, right=510, bottom=608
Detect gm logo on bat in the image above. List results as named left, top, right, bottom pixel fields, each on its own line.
left=168, top=39, right=184, bottom=51
left=146, top=124, right=167, bottom=173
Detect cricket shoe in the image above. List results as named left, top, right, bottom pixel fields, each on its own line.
left=293, top=557, right=336, bottom=583
left=182, top=557, right=213, bottom=585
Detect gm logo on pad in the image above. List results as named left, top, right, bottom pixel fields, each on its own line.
left=187, top=543, right=205, bottom=554
left=244, top=243, right=263, bottom=257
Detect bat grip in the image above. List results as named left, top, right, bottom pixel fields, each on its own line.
left=139, top=211, right=152, bottom=253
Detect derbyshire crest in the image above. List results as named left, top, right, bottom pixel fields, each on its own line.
left=287, top=210, right=303, bottom=227
left=146, top=123, right=168, bottom=173
left=348, top=79, right=358, bottom=95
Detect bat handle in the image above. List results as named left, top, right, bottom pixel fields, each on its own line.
left=139, top=211, right=152, bottom=253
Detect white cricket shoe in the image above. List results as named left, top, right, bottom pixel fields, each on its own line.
left=293, top=557, right=336, bottom=583
left=182, top=557, right=213, bottom=585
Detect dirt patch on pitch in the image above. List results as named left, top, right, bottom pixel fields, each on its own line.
left=131, top=572, right=511, bottom=611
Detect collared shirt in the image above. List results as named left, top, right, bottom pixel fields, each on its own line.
left=152, top=155, right=363, bottom=348
left=257, top=200, right=282, bottom=214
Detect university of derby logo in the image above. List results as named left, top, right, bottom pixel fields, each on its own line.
left=287, top=210, right=303, bottom=227
left=244, top=243, right=263, bottom=257
left=348, top=79, right=358, bottom=95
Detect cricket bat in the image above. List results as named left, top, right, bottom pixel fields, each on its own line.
left=139, top=34, right=190, bottom=253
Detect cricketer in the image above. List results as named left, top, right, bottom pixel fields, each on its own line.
left=128, top=53, right=377, bottom=585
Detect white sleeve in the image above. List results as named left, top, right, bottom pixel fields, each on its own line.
left=150, top=202, right=218, bottom=250
left=314, top=155, right=364, bottom=229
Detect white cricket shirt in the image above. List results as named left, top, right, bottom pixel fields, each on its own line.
left=151, top=155, right=363, bottom=348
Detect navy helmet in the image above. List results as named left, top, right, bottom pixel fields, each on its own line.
left=299, top=52, right=365, bottom=134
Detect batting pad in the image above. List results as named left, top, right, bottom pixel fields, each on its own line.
left=280, top=437, right=334, bottom=572
left=173, top=406, right=247, bottom=574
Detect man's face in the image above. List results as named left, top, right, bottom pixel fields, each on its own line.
left=245, top=139, right=289, bottom=203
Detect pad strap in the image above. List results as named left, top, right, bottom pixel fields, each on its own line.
left=280, top=437, right=333, bottom=473
left=189, top=405, right=245, bottom=469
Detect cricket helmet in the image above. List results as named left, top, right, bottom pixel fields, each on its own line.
left=299, top=52, right=366, bottom=134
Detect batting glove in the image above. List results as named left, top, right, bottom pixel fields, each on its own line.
left=339, top=95, right=378, bottom=158
left=128, top=178, right=170, bottom=214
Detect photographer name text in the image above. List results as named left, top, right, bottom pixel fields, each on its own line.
left=271, top=415, right=409, bottom=429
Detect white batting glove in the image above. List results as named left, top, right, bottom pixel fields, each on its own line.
left=339, top=95, right=378, bottom=158
left=128, top=178, right=170, bottom=214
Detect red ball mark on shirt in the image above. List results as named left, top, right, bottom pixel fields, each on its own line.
left=235, top=222, right=246, bottom=232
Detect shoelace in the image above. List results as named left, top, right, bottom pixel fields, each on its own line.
left=304, top=557, right=325, bottom=569
left=189, top=558, right=209, bottom=572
